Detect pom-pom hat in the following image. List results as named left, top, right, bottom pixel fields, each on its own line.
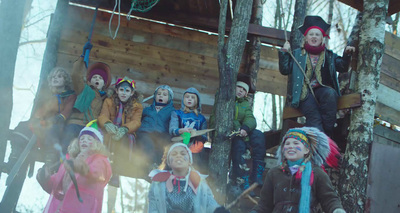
left=79, top=126, right=104, bottom=144
left=299, top=16, right=331, bottom=38
left=115, top=76, right=135, bottom=89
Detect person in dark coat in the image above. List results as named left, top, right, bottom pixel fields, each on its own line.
left=250, top=127, right=345, bottom=213
left=279, top=16, right=355, bottom=137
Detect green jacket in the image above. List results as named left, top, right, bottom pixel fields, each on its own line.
left=233, top=97, right=256, bottom=133
left=209, top=97, right=256, bottom=134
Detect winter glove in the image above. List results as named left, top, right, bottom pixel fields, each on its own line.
left=104, top=122, right=118, bottom=135
left=112, top=127, right=129, bottom=141
left=81, top=41, right=93, bottom=57
left=214, top=206, right=230, bottom=213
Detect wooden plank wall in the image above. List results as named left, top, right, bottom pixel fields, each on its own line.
left=56, top=5, right=399, bottom=124
left=55, top=5, right=286, bottom=117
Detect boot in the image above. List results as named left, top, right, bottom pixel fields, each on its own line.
left=238, top=175, right=255, bottom=197
left=251, top=160, right=266, bottom=186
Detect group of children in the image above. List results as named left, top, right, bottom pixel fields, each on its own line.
left=8, top=15, right=356, bottom=212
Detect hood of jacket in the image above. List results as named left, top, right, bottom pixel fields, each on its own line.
left=152, top=85, right=174, bottom=107
left=180, top=87, right=202, bottom=112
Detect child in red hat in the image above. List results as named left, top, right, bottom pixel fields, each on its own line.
left=279, top=16, right=355, bottom=137
left=61, top=43, right=112, bottom=153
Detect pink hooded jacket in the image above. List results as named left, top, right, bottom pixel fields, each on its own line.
left=41, top=154, right=112, bottom=213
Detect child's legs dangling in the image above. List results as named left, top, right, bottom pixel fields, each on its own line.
left=231, top=136, right=249, bottom=187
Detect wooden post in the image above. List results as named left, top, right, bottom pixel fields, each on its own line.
left=0, top=0, right=29, bottom=176
left=338, top=0, right=389, bottom=212
left=209, top=0, right=253, bottom=204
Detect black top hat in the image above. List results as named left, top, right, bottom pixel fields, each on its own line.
left=299, top=16, right=330, bottom=36
left=237, top=73, right=255, bottom=94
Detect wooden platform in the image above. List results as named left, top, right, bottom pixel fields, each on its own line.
left=282, top=93, right=362, bottom=119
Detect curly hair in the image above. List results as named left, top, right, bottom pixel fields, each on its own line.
left=68, top=138, right=109, bottom=158
left=112, top=87, right=140, bottom=116
left=47, top=67, right=73, bottom=94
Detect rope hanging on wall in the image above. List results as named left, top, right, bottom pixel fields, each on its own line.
left=127, top=0, right=160, bottom=19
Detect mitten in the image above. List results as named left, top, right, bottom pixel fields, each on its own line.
left=81, top=41, right=93, bottom=57
left=104, top=122, right=118, bottom=135
left=214, top=206, right=230, bottom=213
left=112, top=127, right=129, bottom=141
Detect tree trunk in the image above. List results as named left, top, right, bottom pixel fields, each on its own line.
left=209, top=0, right=253, bottom=203
left=325, top=0, right=334, bottom=47
left=272, top=94, right=277, bottom=130
left=338, top=12, right=363, bottom=95
left=32, top=0, right=69, bottom=114
left=0, top=0, right=29, bottom=176
left=274, top=0, right=282, bottom=29
left=338, top=0, right=388, bottom=212
left=289, top=0, right=308, bottom=50
left=247, top=0, right=263, bottom=91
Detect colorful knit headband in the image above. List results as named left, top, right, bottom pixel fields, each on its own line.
left=283, top=129, right=310, bottom=148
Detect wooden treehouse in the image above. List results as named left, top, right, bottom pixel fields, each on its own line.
left=1, top=0, right=400, bottom=212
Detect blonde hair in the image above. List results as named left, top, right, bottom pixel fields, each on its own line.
left=47, top=67, right=73, bottom=93
left=183, top=93, right=199, bottom=116
left=68, top=137, right=109, bottom=158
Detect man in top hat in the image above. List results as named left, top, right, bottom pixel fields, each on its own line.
left=279, top=15, right=355, bottom=137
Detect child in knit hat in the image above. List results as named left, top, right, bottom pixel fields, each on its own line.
left=37, top=126, right=111, bottom=213
left=148, top=143, right=229, bottom=213
left=251, top=127, right=345, bottom=213
left=136, top=85, right=176, bottom=168
left=169, top=87, right=208, bottom=173
left=61, top=42, right=112, bottom=154
left=210, top=73, right=266, bottom=198
left=98, top=76, right=143, bottom=185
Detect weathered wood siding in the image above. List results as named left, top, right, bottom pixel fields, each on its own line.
left=56, top=5, right=285, bottom=117
left=57, top=5, right=399, bottom=123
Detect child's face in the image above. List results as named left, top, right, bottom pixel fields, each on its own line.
left=183, top=93, right=197, bottom=109
left=305, top=28, right=323, bottom=47
left=79, top=134, right=95, bottom=152
left=156, top=88, right=169, bottom=104
left=90, top=74, right=105, bottom=90
left=236, top=85, right=247, bottom=98
left=117, top=86, right=134, bottom=102
left=50, top=71, right=65, bottom=88
left=168, top=146, right=191, bottom=171
left=283, top=138, right=310, bottom=161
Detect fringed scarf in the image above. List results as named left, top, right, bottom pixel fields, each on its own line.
left=114, top=102, right=135, bottom=160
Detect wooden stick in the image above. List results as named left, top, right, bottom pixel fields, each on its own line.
left=246, top=194, right=258, bottom=205
left=226, top=183, right=259, bottom=209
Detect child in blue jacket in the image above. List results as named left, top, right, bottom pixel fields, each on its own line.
left=136, top=85, right=175, bottom=166
left=169, top=87, right=208, bottom=173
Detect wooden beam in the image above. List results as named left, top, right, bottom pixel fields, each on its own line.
left=282, top=93, right=362, bottom=119
left=376, top=102, right=400, bottom=127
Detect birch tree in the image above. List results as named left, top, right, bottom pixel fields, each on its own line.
left=209, top=0, right=253, bottom=203
left=338, top=0, right=389, bottom=212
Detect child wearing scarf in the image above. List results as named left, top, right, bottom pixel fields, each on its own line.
left=98, top=77, right=143, bottom=186
left=251, top=127, right=345, bottom=213
left=148, top=143, right=229, bottom=213
left=62, top=42, right=112, bottom=153
left=37, top=127, right=111, bottom=213
left=279, top=16, right=355, bottom=137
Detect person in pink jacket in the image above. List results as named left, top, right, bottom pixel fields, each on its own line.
left=37, top=127, right=112, bottom=213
